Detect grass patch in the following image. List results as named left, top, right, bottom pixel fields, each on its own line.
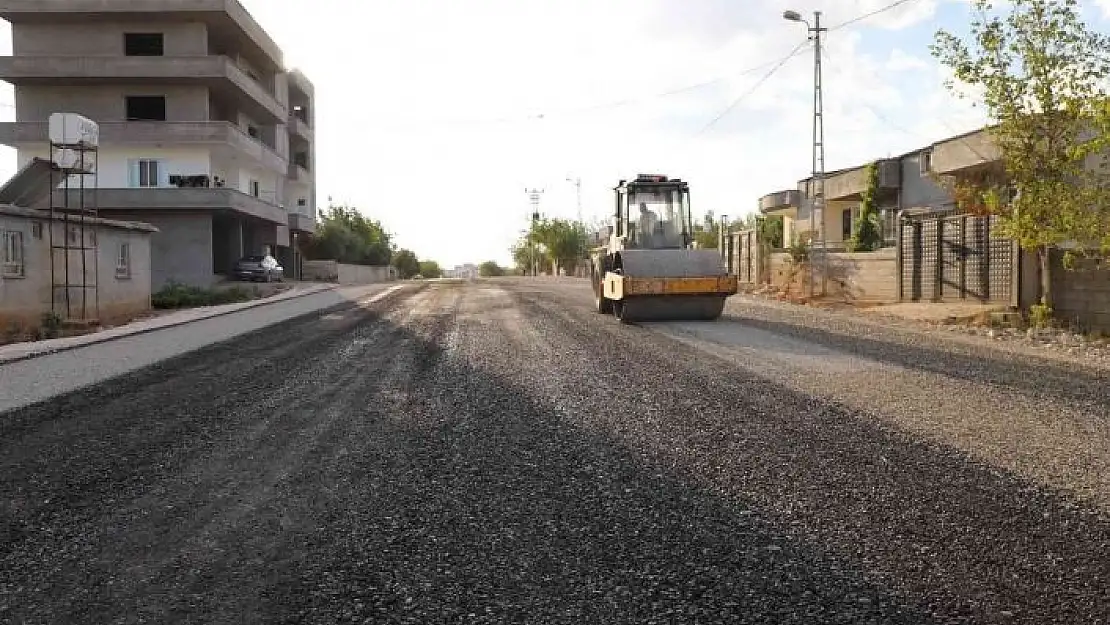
left=152, top=282, right=257, bottom=309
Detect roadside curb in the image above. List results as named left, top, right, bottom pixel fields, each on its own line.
left=0, top=282, right=389, bottom=367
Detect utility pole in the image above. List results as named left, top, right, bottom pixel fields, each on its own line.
left=784, top=8, right=827, bottom=298
left=525, top=188, right=544, bottom=277
left=566, top=176, right=582, bottom=223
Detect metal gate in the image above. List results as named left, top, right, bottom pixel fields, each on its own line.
left=898, top=214, right=1014, bottom=303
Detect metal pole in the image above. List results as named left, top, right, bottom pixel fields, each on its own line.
left=526, top=188, right=543, bottom=276
left=574, top=177, right=582, bottom=223
left=811, top=10, right=827, bottom=297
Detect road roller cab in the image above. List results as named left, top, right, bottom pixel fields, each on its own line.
left=590, top=174, right=738, bottom=323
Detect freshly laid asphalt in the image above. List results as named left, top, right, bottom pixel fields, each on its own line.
left=0, top=279, right=1106, bottom=624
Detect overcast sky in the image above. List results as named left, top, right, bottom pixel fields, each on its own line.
left=3, top=0, right=1110, bottom=268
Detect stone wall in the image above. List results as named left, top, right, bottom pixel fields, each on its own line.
left=768, top=248, right=898, bottom=303
left=302, top=260, right=394, bottom=285
left=1050, top=251, right=1110, bottom=333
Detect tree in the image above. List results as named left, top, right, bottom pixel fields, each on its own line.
left=848, top=162, right=884, bottom=252
left=931, top=0, right=1110, bottom=311
left=418, top=259, right=442, bottom=279
left=694, top=212, right=755, bottom=249
left=478, top=261, right=505, bottom=277
left=301, top=204, right=393, bottom=265
left=510, top=218, right=589, bottom=275
left=391, top=248, right=420, bottom=279
left=693, top=211, right=720, bottom=249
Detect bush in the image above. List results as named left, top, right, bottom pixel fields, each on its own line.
left=152, top=282, right=255, bottom=309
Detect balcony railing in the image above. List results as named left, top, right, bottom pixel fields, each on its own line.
left=0, top=55, right=287, bottom=121
left=0, top=120, right=288, bottom=173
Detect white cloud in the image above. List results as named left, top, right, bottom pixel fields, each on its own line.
left=0, top=0, right=992, bottom=267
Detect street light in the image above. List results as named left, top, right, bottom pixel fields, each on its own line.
left=784, top=8, right=827, bottom=298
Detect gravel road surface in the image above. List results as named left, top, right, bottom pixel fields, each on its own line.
left=0, top=283, right=401, bottom=413
left=1, top=279, right=1107, bottom=623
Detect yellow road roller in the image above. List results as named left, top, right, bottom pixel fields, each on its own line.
left=589, top=174, right=737, bottom=323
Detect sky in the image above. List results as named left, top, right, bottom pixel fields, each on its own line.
left=3, top=0, right=1110, bottom=268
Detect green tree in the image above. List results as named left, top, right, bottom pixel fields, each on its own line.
left=301, top=203, right=393, bottom=265
left=418, top=259, right=442, bottom=278
left=693, top=211, right=720, bottom=249
left=391, top=248, right=420, bottom=279
left=478, top=261, right=505, bottom=277
left=695, top=211, right=753, bottom=249
left=931, top=0, right=1110, bottom=310
left=848, top=162, right=884, bottom=252
left=758, top=215, right=785, bottom=249
left=511, top=218, right=589, bottom=274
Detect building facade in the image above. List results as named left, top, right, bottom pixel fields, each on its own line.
left=0, top=204, right=156, bottom=329
left=0, top=0, right=316, bottom=288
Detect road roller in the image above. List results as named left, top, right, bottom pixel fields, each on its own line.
left=589, top=174, right=738, bottom=323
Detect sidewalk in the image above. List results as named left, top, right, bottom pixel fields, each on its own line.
left=0, top=281, right=339, bottom=364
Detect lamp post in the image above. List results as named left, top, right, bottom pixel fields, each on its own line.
left=783, top=9, right=827, bottom=298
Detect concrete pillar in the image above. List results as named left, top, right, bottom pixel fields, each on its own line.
left=232, top=218, right=244, bottom=261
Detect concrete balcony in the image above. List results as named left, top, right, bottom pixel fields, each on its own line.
left=0, top=0, right=283, bottom=72
left=823, top=159, right=901, bottom=200
left=287, top=163, right=311, bottom=183
left=0, top=55, right=286, bottom=122
left=286, top=69, right=315, bottom=97
left=288, top=211, right=315, bottom=234
left=758, top=189, right=800, bottom=214
left=0, top=121, right=287, bottom=174
left=288, top=114, right=313, bottom=142
left=930, top=128, right=1001, bottom=175
left=38, top=187, right=287, bottom=225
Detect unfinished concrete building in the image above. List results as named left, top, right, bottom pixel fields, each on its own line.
left=0, top=0, right=317, bottom=287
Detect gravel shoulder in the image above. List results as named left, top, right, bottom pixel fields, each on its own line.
left=0, top=279, right=1106, bottom=623
left=527, top=279, right=1110, bottom=511
left=0, top=283, right=404, bottom=413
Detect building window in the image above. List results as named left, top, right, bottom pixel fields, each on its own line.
left=250, top=180, right=260, bottom=197
left=920, top=150, right=933, bottom=175
left=125, top=96, right=166, bottom=121
left=124, top=33, right=164, bottom=56
left=2, top=230, right=24, bottom=277
left=841, top=208, right=853, bottom=241
left=31, top=222, right=43, bottom=239
left=130, top=159, right=162, bottom=188
left=116, top=242, right=131, bottom=279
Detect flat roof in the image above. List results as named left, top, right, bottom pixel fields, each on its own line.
left=0, top=204, right=159, bottom=233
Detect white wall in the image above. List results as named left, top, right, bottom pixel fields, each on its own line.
left=209, top=155, right=281, bottom=205
left=18, top=147, right=212, bottom=188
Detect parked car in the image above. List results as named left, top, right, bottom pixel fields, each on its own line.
left=233, top=254, right=284, bottom=282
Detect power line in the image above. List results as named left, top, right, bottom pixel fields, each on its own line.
left=828, top=0, right=923, bottom=31
left=376, top=0, right=925, bottom=130
left=820, top=46, right=994, bottom=163
left=819, top=47, right=922, bottom=139
left=696, top=40, right=810, bottom=136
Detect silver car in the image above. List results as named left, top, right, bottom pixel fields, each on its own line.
left=233, top=254, right=284, bottom=282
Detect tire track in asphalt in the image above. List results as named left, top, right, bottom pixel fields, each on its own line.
left=506, top=283, right=1110, bottom=625
left=0, top=287, right=422, bottom=623
left=256, top=283, right=945, bottom=623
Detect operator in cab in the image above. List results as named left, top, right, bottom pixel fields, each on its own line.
left=638, top=202, right=659, bottom=246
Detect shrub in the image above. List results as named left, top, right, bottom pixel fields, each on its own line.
left=152, top=282, right=255, bottom=309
